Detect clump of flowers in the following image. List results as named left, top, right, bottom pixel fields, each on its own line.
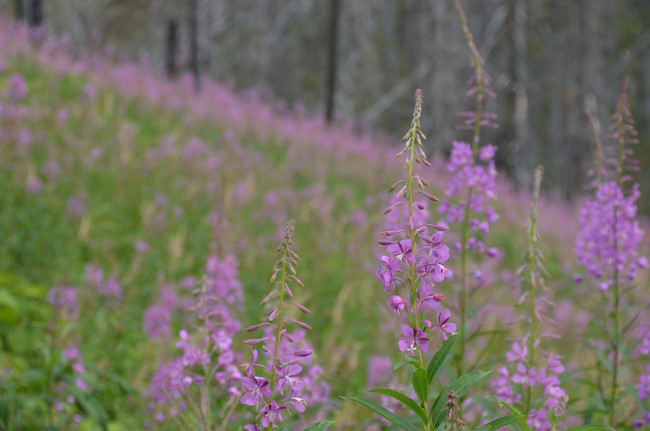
left=145, top=251, right=244, bottom=429
left=574, top=78, right=647, bottom=428
left=241, top=220, right=327, bottom=430
left=47, top=284, right=91, bottom=426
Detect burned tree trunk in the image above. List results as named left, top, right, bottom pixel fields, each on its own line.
left=30, top=0, right=43, bottom=26
left=325, top=0, right=340, bottom=124
left=14, top=0, right=24, bottom=21
left=189, top=0, right=201, bottom=92
left=165, top=19, right=179, bottom=79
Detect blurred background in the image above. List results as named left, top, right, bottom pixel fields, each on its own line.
left=4, top=0, right=650, bottom=206
left=2, top=1, right=650, bottom=429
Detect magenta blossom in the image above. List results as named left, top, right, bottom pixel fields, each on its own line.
left=386, top=240, right=416, bottom=264
left=390, top=296, right=406, bottom=314
left=398, top=325, right=429, bottom=355
left=258, top=401, right=286, bottom=427
left=241, top=376, right=271, bottom=406
left=434, top=309, right=457, bottom=340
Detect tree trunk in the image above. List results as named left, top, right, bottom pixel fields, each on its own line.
left=165, top=19, right=179, bottom=79
left=14, top=0, right=24, bottom=21
left=29, top=0, right=43, bottom=27
left=325, top=0, right=340, bottom=124
left=189, top=0, right=201, bottom=92
left=504, top=0, right=530, bottom=186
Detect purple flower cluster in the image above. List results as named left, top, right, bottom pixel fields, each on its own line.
left=439, top=140, right=498, bottom=256
left=495, top=344, right=567, bottom=430
left=575, top=182, right=647, bottom=291
left=241, top=221, right=325, bottom=430
left=48, top=285, right=78, bottom=319
left=47, top=284, right=90, bottom=424
left=376, top=90, right=453, bottom=355
left=636, top=325, right=650, bottom=428
left=143, top=284, right=178, bottom=340
left=84, top=263, right=123, bottom=302
left=145, top=253, right=244, bottom=424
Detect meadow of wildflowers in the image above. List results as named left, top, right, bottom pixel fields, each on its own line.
left=0, top=2, right=649, bottom=430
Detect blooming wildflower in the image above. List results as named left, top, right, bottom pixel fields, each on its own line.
left=434, top=309, right=457, bottom=340
left=8, top=74, right=27, bottom=99
left=512, top=363, right=537, bottom=387
left=25, top=177, right=43, bottom=194
left=258, top=401, right=286, bottom=427
left=277, top=364, right=304, bottom=394
left=389, top=295, right=406, bottom=314
left=398, top=325, right=429, bottom=355
left=505, top=342, right=528, bottom=363
left=639, top=365, right=650, bottom=400
left=48, top=286, right=78, bottom=318
left=239, top=221, right=327, bottom=428
left=547, top=353, right=565, bottom=374
left=376, top=91, right=453, bottom=356
left=241, top=376, right=272, bottom=406
left=375, top=256, right=400, bottom=291
left=575, top=182, right=644, bottom=288
left=386, top=240, right=415, bottom=264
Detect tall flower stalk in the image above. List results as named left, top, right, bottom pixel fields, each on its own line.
left=377, top=89, right=452, bottom=367
left=575, top=78, right=646, bottom=427
left=354, top=90, right=499, bottom=431
left=241, top=220, right=327, bottom=430
left=495, top=167, right=568, bottom=431
left=443, top=0, right=499, bottom=377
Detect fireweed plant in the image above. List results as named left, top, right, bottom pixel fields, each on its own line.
left=349, top=90, right=514, bottom=431
left=441, top=0, right=499, bottom=378
left=144, top=247, right=244, bottom=430
left=240, top=220, right=331, bottom=431
left=492, top=167, right=576, bottom=431
left=575, top=78, right=648, bottom=428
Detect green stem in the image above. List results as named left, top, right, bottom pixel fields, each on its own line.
left=525, top=203, right=537, bottom=414
left=454, top=0, right=485, bottom=378
left=406, top=128, right=426, bottom=370
left=269, top=249, right=287, bottom=398
left=457, top=186, right=473, bottom=378
left=608, top=87, right=626, bottom=427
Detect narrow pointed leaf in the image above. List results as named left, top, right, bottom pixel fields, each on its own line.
left=472, top=415, right=517, bottom=431
left=346, top=396, right=418, bottom=431
left=430, top=371, right=491, bottom=426
left=490, top=398, right=531, bottom=431
left=394, top=359, right=422, bottom=371
left=427, top=333, right=458, bottom=384
left=413, top=368, right=428, bottom=405
left=369, top=389, right=427, bottom=425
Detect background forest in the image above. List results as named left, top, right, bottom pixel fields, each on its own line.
left=7, top=0, right=650, bottom=205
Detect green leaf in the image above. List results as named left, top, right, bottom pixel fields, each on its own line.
left=564, top=426, right=615, bottom=431
left=430, top=371, right=491, bottom=427
left=413, top=368, right=428, bottom=405
left=473, top=415, right=517, bottom=431
left=0, top=290, right=19, bottom=324
left=345, top=396, right=418, bottom=431
left=427, top=333, right=458, bottom=384
left=302, top=420, right=336, bottom=430
left=370, top=388, right=427, bottom=425
left=394, top=359, right=422, bottom=371
left=490, top=398, right=530, bottom=431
